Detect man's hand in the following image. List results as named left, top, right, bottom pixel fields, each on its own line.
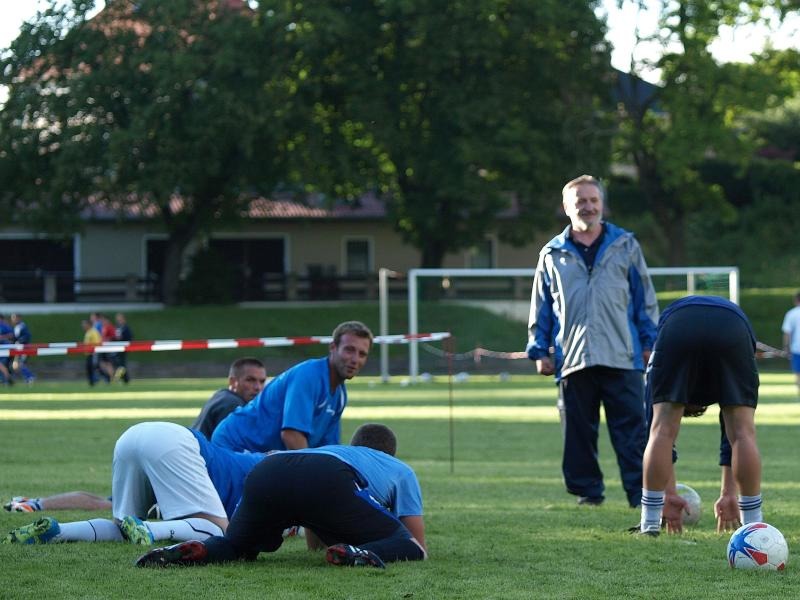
left=662, top=490, right=688, bottom=534
left=535, top=357, right=554, bottom=376
left=714, top=493, right=741, bottom=533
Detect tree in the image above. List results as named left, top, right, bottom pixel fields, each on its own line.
left=0, top=0, right=285, bottom=304
left=611, top=0, right=800, bottom=266
left=265, top=0, right=614, bottom=267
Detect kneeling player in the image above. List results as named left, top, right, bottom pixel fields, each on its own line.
left=637, top=295, right=762, bottom=535
left=136, top=424, right=427, bottom=569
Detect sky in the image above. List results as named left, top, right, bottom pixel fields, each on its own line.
left=1, top=0, right=798, bottom=81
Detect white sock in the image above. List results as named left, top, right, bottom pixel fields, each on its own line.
left=739, top=494, right=763, bottom=524
left=640, top=489, right=665, bottom=532
left=58, top=519, right=124, bottom=542
left=145, top=518, right=223, bottom=542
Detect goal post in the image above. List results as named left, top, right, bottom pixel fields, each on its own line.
left=390, top=265, right=739, bottom=381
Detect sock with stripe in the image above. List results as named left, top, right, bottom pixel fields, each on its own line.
left=640, top=489, right=665, bottom=532
left=145, top=518, right=224, bottom=542
left=739, top=494, right=763, bottom=524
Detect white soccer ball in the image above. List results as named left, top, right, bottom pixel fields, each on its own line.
left=675, top=483, right=702, bottom=526
left=727, top=522, right=788, bottom=571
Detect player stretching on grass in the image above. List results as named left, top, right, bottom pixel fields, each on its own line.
left=2, top=421, right=265, bottom=545
left=136, top=424, right=426, bottom=569
left=636, top=296, right=763, bottom=536
left=3, top=358, right=267, bottom=514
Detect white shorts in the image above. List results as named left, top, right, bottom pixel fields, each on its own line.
left=111, top=422, right=227, bottom=521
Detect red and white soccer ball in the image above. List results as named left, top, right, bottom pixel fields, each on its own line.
left=675, top=483, right=702, bottom=526
left=727, top=522, right=788, bottom=571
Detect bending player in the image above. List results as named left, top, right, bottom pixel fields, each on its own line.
left=136, top=424, right=426, bottom=569
left=636, top=295, right=762, bottom=536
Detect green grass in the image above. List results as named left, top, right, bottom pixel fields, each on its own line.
left=1, top=374, right=799, bottom=599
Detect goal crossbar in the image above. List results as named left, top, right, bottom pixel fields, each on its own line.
left=390, top=266, right=739, bottom=381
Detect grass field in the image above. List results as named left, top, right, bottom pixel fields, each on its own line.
left=1, top=374, right=799, bottom=599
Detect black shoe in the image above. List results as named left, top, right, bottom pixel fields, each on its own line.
left=577, top=496, right=604, bottom=506
left=326, top=544, right=386, bottom=569
left=135, top=540, right=209, bottom=567
left=627, top=524, right=660, bottom=537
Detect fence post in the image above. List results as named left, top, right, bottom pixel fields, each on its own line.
left=125, top=273, right=138, bottom=301
left=43, top=274, right=57, bottom=303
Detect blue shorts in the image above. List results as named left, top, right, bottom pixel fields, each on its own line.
left=791, top=353, right=800, bottom=374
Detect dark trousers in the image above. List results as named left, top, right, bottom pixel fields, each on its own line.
left=560, top=367, right=647, bottom=507
left=204, top=453, right=424, bottom=563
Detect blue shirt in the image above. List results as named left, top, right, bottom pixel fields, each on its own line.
left=294, top=445, right=424, bottom=518
left=13, top=321, right=31, bottom=344
left=189, top=428, right=265, bottom=518
left=212, top=357, right=346, bottom=452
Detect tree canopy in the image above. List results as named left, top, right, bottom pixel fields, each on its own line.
left=0, top=0, right=286, bottom=303
left=610, top=0, right=800, bottom=266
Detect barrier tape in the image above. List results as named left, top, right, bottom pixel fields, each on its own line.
left=755, top=341, right=789, bottom=360
left=0, top=332, right=452, bottom=358
left=423, top=340, right=788, bottom=363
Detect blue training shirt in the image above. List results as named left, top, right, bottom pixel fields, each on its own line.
left=293, top=445, right=424, bottom=518
left=189, top=428, right=266, bottom=518
left=211, top=357, right=346, bottom=452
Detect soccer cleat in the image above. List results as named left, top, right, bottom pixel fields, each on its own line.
left=326, top=544, right=386, bottom=569
left=120, top=516, right=155, bottom=545
left=3, top=497, right=41, bottom=513
left=2, top=517, right=61, bottom=544
left=135, top=540, right=209, bottom=567
left=627, top=523, right=660, bottom=537
left=577, top=496, right=604, bottom=506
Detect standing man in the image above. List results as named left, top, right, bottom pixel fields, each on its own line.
left=9, top=314, right=35, bottom=384
left=113, top=312, right=132, bottom=383
left=527, top=174, right=659, bottom=508
left=781, top=291, right=800, bottom=396
left=192, top=357, right=267, bottom=439
left=212, top=321, right=373, bottom=452
left=636, top=296, right=762, bottom=535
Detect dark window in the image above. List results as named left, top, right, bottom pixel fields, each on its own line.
left=345, top=239, right=370, bottom=275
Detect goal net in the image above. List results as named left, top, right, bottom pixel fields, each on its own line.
left=378, top=266, right=739, bottom=381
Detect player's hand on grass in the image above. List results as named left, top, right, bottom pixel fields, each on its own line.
left=714, top=494, right=741, bottom=533
left=662, top=491, right=687, bottom=534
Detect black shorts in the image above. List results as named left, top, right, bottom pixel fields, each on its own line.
left=225, top=453, right=407, bottom=557
left=648, top=305, right=758, bottom=408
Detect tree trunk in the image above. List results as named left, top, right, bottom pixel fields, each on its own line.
left=160, top=225, right=199, bottom=305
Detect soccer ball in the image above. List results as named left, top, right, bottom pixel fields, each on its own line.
left=675, top=483, right=702, bottom=526
left=727, top=522, right=788, bottom=570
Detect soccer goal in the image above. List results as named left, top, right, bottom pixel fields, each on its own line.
left=378, top=266, right=739, bottom=381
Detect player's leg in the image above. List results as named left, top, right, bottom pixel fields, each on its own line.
left=600, top=368, right=647, bottom=507
left=721, top=405, right=762, bottom=523
left=138, top=455, right=291, bottom=567
left=112, top=423, right=227, bottom=542
left=559, top=369, right=605, bottom=504
left=639, top=402, right=683, bottom=533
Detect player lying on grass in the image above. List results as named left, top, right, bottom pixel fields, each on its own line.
left=635, top=296, right=763, bottom=537
left=3, top=357, right=267, bottom=514
left=136, top=424, right=427, bottom=569
left=2, top=421, right=266, bottom=544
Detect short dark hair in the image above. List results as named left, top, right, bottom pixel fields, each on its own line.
left=229, top=357, right=266, bottom=378
left=332, top=321, right=373, bottom=348
left=350, top=423, right=397, bottom=456
left=683, top=404, right=708, bottom=418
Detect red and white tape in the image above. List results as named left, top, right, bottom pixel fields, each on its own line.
left=0, top=332, right=451, bottom=358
